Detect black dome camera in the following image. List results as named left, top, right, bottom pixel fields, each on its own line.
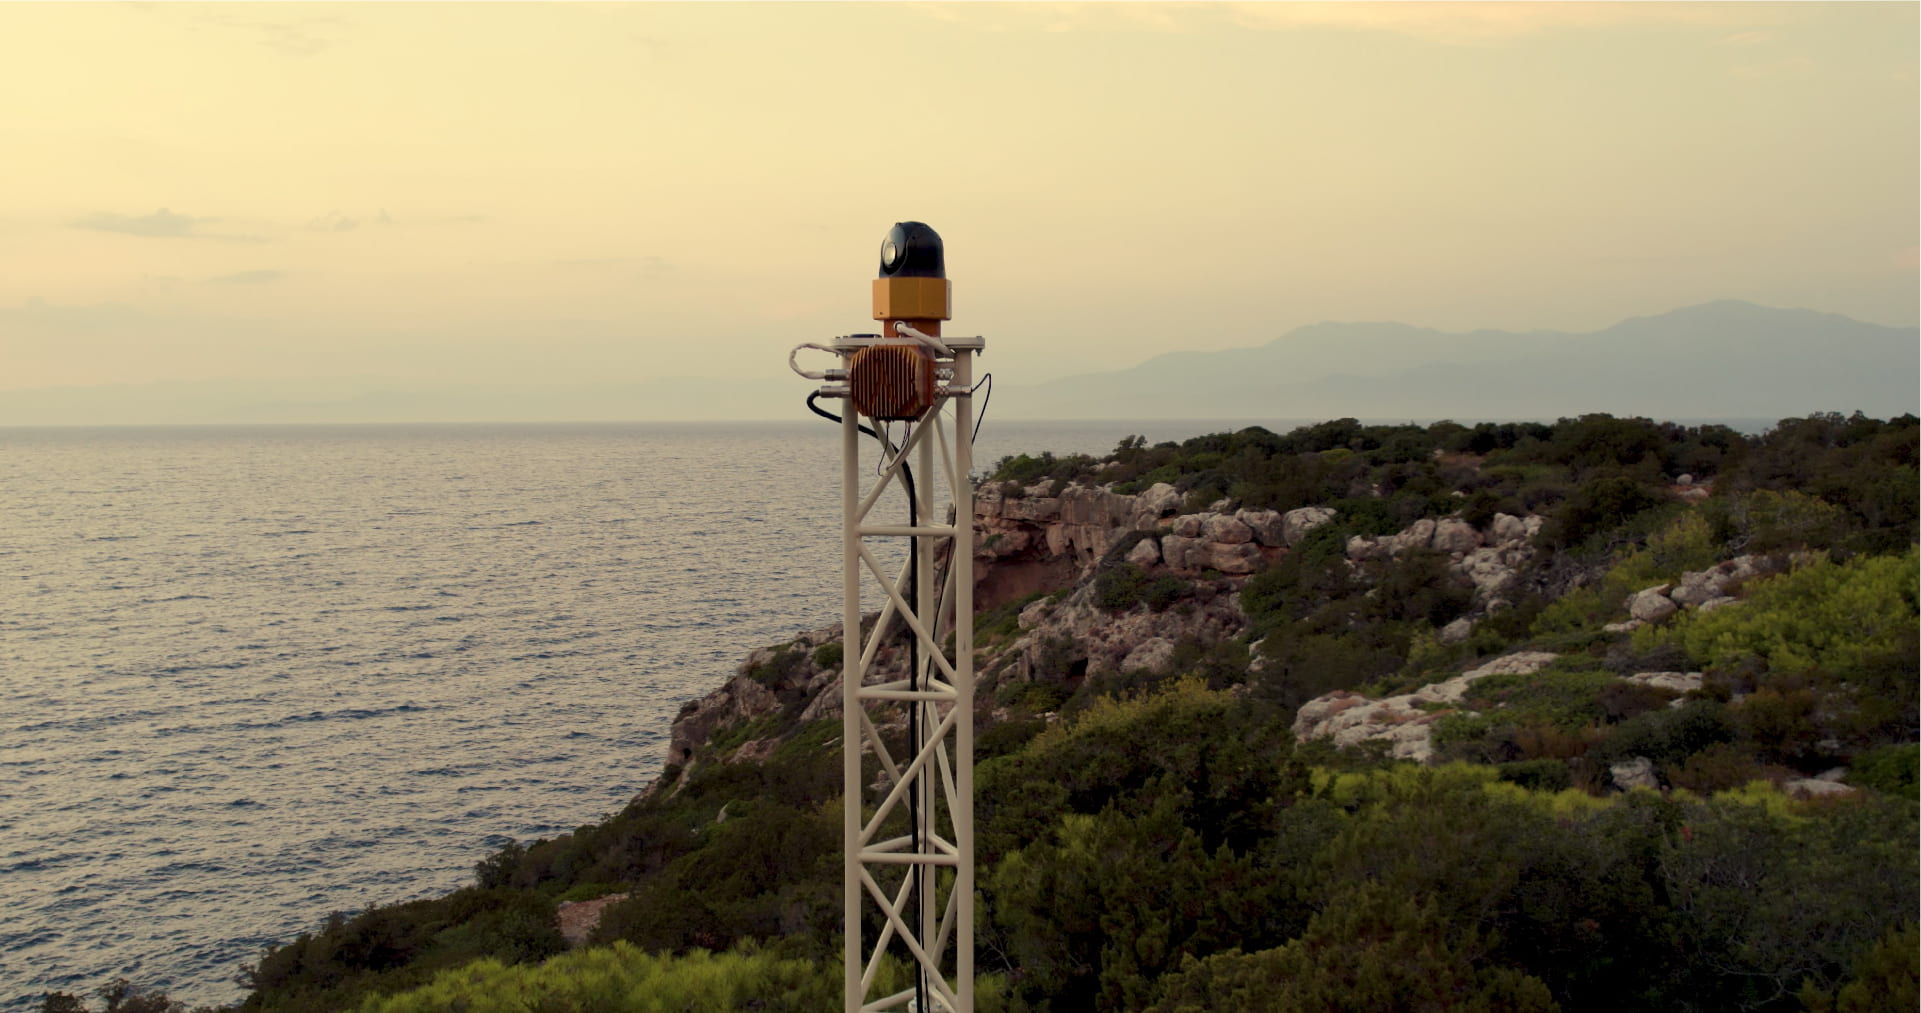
left=879, top=221, right=945, bottom=279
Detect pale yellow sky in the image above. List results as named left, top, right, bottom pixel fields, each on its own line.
left=1, top=2, right=1914, bottom=397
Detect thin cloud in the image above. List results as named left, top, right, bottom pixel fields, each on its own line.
left=1221, top=2, right=1757, bottom=44
left=1729, top=56, right=1817, bottom=80
left=555, top=255, right=671, bottom=274
left=207, top=270, right=286, bottom=285
left=192, top=11, right=351, bottom=57
left=309, top=211, right=358, bottom=232
left=912, top=2, right=1762, bottom=43
left=73, top=208, right=208, bottom=239
left=71, top=208, right=264, bottom=242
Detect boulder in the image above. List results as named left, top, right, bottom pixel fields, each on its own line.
left=1131, top=483, right=1183, bottom=527
left=1291, top=692, right=1444, bottom=764
left=1668, top=569, right=1722, bottom=607
left=1626, top=671, right=1703, bottom=694
left=1172, top=513, right=1209, bottom=538
left=1160, top=534, right=1205, bottom=571
left=1462, top=651, right=1560, bottom=679
left=1784, top=778, right=1858, bottom=800
left=1282, top=506, right=1338, bottom=546
left=1489, top=513, right=1529, bottom=545
left=1236, top=509, right=1288, bottom=547
left=1455, top=545, right=1525, bottom=598
left=1610, top=757, right=1659, bottom=791
left=1387, top=517, right=1437, bottom=555
left=1347, top=535, right=1387, bottom=561
left=1125, top=537, right=1162, bottom=566
left=1430, top=518, right=1481, bottom=555
left=1206, top=542, right=1263, bottom=575
left=1121, top=637, right=1177, bottom=673
left=1203, top=513, right=1255, bottom=545
left=1628, top=585, right=1679, bottom=623
left=1438, top=616, right=1475, bottom=644
left=1668, top=554, right=1773, bottom=607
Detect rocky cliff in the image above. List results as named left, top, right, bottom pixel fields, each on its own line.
left=659, top=478, right=1565, bottom=781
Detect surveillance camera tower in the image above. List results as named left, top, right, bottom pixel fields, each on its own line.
left=791, top=222, right=982, bottom=1012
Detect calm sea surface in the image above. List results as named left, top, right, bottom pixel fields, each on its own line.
left=0, top=418, right=1254, bottom=1010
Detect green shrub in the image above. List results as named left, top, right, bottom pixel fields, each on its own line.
left=809, top=641, right=842, bottom=669
left=1849, top=743, right=1919, bottom=797
left=1541, top=475, right=1666, bottom=551
left=350, top=941, right=840, bottom=1012
left=1147, top=886, right=1558, bottom=1013
left=1636, top=548, right=1918, bottom=684
left=746, top=644, right=807, bottom=687
left=1591, top=701, right=1737, bottom=769
left=1498, top=758, right=1574, bottom=793
left=1094, top=563, right=1188, bottom=613
left=1459, top=668, right=1620, bottom=731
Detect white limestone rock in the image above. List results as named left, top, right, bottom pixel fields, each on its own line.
left=1461, top=651, right=1561, bottom=679
left=1431, top=518, right=1482, bottom=555
left=1387, top=517, right=1438, bottom=555
left=1160, top=534, right=1205, bottom=571
left=1206, top=542, right=1262, bottom=575
left=1610, top=757, right=1659, bottom=791
left=1172, top=513, right=1209, bottom=538
left=1489, top=513, right=1529, bottom=545
left=1628, top=585, right=1679, bottom=623
left=1290, top=652, right=1559, bottom=766
left=1203, top=513, right=1254, bottom=545
left=1626, top=671, right=1703, bottom=694
left=1121, top=637, right=1177, bottom=673
left=1132, top=483, right=1183, bottom=527
left=1282, top=506, right=1338, bottom=546
left=1125, top=537, right=1162, bottom=567
left=1783, top=778, right=1858, bottom=800
left=1236, top=509, right=1287, bottom=548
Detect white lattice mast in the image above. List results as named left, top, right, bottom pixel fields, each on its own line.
left=794, top=222, right=980, bottom=1012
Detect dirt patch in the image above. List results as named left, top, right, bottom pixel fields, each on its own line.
left=556, top=893, right=630, bottom=947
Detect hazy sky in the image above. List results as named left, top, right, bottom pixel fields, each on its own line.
left=3, top=2, right=1915, bottom=395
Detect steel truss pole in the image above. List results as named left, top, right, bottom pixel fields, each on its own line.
left=835, top=339, right=979, bottom=1013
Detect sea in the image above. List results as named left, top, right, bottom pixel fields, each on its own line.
left=0, top=417, right=1268, bottom=1011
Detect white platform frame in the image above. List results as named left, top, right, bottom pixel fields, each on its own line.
left=834, top=336, right=980, bottom=1013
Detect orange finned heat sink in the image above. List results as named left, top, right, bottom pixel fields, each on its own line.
left=849, top=343, right=936, bottom=421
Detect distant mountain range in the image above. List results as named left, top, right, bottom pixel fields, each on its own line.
left=3, top=302, right=1913, bottom=425
left=993, top=301, right=1919, bottom=422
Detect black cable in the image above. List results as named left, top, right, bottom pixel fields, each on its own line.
left=970, top=373, right=992, bottom=445
left=805, top=391, right=927, bottom=1011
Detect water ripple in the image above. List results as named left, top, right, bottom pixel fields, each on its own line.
left=0, top=418, right=1161, bottom=1010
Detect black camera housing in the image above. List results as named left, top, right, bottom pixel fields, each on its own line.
left=879, top=222, right=945, bottom=279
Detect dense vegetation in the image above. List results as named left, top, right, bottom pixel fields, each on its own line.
left=51, top=413, right=1917, bottom=1012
